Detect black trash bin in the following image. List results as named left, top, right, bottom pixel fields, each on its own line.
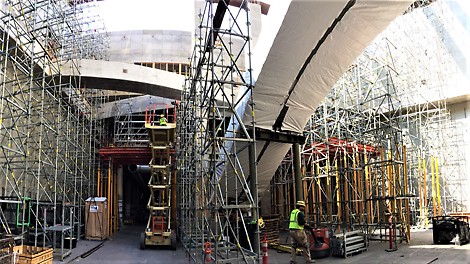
left=236, top=221, right=257, bottom=250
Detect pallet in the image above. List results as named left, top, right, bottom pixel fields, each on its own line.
left=9, top=245, right=53, bottom=264
left=260, top=215, right=280, bottom=243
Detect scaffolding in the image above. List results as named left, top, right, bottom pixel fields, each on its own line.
left=0, top=0, right=108, bottom=257
left=112, top=97, right=177, bottom=148
left=270, top=155, right=294, bottom=228
left=177, top=1, right=259, bottom=263
left=113, top=98, right=149, bottom=147
left=301, top=55, right=410, bottom=244
left=270, top=0, right=467, bottom=246
left=384, top=0, right=467, bottom=224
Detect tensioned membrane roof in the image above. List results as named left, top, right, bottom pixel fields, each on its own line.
left=233, top=0, right=415, bottom=196
left=252, top=0, right=414, bottom=133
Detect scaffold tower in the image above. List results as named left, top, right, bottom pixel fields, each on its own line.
left=177, top=0, right=259, bottom=263
left=0, top=0, right=108, bottom=256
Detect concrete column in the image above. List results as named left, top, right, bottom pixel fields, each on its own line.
left=293, top=143, right=303, bottom=202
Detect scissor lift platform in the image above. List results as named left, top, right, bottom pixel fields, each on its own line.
left=140, top=123, right=176, bottom=250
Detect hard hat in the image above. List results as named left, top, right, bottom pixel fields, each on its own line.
left=296, top=201, right=305, bottom=207
left=160, top=114, right=164, bottom=117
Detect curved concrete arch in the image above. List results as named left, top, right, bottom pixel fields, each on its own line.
left=59, top=59, right=185, bottom=100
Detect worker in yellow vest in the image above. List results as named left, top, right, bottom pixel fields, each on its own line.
left=289, top=200, right=315, bottom=264
left=159, top=114, right=167, bottom=126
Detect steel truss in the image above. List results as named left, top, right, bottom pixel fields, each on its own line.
left=0, top=0, right=108, bottom=254
left=177, top=1, right=259, bottom=263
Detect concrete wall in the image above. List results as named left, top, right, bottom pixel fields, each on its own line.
left=99, top=2, right=265, bottom=116
left=448, top=101, right=470, bottom=209
left=107, top=30, right=191, bottom=63
left=102, top=0, right=263, bottom=66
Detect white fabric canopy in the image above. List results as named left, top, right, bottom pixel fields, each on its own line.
left=235, top=0, right=414, bottom=196
left=251, top=0, right=413, bottom=133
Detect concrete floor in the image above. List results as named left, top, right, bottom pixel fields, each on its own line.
left=59, top=225, right=470, bottom=264
left=268, top=228, right=470, bottom=264
left=62, top=225, right=188, bottom=264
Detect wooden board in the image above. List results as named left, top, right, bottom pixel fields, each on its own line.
left=9, top=245, right=53, bottom=264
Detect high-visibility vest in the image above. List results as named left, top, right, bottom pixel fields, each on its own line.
left=289, top=209, right=303, bottom=230
left=159, top=117, right=167, bottom=125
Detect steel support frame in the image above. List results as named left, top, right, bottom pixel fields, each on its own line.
left=177, top=1, right=259, bottom=263
left=0, top=0, right=108, bottom=250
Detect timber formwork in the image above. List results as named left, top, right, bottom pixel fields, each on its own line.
left=0, top=0, right=108, bottom=257
left=177, top=1, right=259, bottom=263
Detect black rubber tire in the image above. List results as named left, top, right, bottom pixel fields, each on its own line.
left=310, top=243, right=330, bottom=259
left=140, top=232, right=146, bottom=250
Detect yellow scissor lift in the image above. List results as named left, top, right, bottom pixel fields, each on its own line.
left=140, top=122, right=176, bottom=250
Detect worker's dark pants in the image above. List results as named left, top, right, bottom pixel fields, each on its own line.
left=290, top=229, right=312, bottom=263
